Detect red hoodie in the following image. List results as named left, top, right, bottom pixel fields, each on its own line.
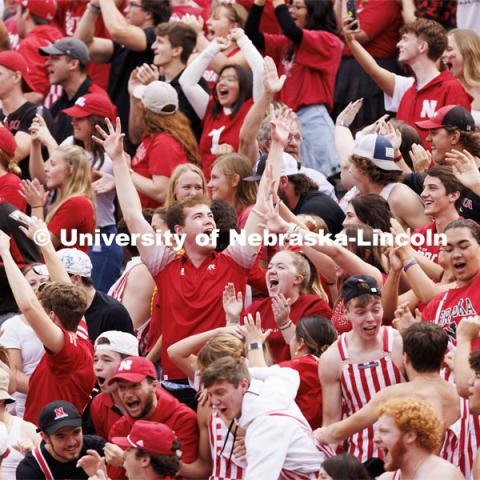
left=108, top=386, right=199, bottom=479
left=397, top=70, right=473, bottom=147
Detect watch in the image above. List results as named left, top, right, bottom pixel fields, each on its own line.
left=248, top=342, right=262, bottom=351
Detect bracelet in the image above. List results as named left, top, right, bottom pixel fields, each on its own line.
left=88, top=3, right=101, bottom=13
left=31, top=205, right=44, bottom=208
left=403, top=261, right=416, bottom=273
left=394, top=153, right=403, bottom=163
left=278, top=320, right=293, bottom=331
left=401, top=255, right=415, bottom=265
left=337, top=121, right=349, bottom=127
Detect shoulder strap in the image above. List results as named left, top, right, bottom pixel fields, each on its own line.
left=383, top=326, right=393, bottom=353
left=337, top=334, right=349, bottom=361
left=32, top=446, right=54, bottom=480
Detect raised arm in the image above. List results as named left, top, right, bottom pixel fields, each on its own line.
left=92, top=118, right=158, bottom=261
left=179, top=43, right=218, bottom=119
left=244, top=0, right=266, bottom=50
left=239, top=56, right=286, bottom=165
left=272, top=0, right=303, bottom=45
left=167, top=326, right=243, bottom=380
left=0, top=231, right=65, bottom=354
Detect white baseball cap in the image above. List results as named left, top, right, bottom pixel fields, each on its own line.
left=57, top=248, right=93, bottom=277
left=133, top=81, right=179, bottom=116
left=94, top=331, right=139, bottom=357
left=352, top=134, right=402, bottom=172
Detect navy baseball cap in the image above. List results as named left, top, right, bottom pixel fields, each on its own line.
left=352, top=134, right=402, bottom=172
left=416, top=105, right=475, bottom=132
left=343, top=275, right=381, bottom=304
left=38, top=401, right=82, bottom=435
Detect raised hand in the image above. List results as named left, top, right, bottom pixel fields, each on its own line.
left=392, top=302, right=420, bottom=333
left=181, top=13, right=204, bottom=34
left=457, top=315, right=480, bottom=343
left=93, top=117, right=126, bottom=162
left=387, top=246, right=403, bottom=273
left=77, top=450, right=107, bottom=477
left=270, top=105, right=292, bottom=148
left=92, top=171, right=116, bottom=194
left=271, top=294, right=291, bottom=327
left=222, top=282, right=243, bottom=323
left=242, top=312, right=271, bottom=343
left=103, top=443, right=124, bottom=467
left=378, top=121, right=402, bottom=151
left=409, top=143, right=431, bottom=172
left=215, top=143, right=234, bottom=156
left=228, top=27, right=246, bottom=43
left=254, top=185, right=289, bottom=234
left=444, top=149, right=480, bottom=191
left=342, top=16, right=360, bottom=43
left=212, top=36, right=231, bottom=50
left=136, top=63, right=159, bottom=86
left=336, top=98, right=363, bottom=128
left=263, top=56, right=286, bottom=96
left=29, top=114, right=56, bottom=147
left=19, top=178, right=48, bottom=208
left=18, top=216, right=50, bottom=244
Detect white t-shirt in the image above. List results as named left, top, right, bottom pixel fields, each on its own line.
left=61, top=137, right=116, bottom=227
left=0, top=315, right=44, bottom=418
left=384, top=74, right=415, bottom=112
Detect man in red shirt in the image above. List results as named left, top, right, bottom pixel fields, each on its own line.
left=413, top=166, right=464, bottom=263
left=0, top=230, right=96, bottom=426
left=394, top=19, right=472, bottom=145
left=105, top=357, right=198, bottom=479
left=15, top=0, right=63, bottom=102
left=89, top=331, right=139, bottom=439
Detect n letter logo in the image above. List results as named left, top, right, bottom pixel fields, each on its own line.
left=420, top=100, right=438, bottom=118
left=119, top=360, right=133, bottom=371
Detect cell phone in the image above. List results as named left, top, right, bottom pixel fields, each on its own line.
left=346, top=0, right=357, bottom=21
left=36, top=106, right=44, bottom=117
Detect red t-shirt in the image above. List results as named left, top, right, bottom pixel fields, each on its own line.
left=264, top=30, right=342, bottom=112
left=422, top=271, right=480, bottom=350
left=343, top=0, right=402, bottom=58
left=237, top=0, right=281, bottom=34
left=147, top=245, right=254, bottom=379
left=17, top=25, right=64, bottom=97
left=47, top=195, right=95, bottom=253
left=24, top=324, right=95, bottom=426
left=412, top=220, right=445, bottom=263
left=279, top=354, right=322, bottom=429
left=108, top=387, right=199, bottom=479
left=90, top=392, right=123, bottom=440
left=55, top=0, right=124, bottom=90
left=0, top=173, right=25, bottom=212
left=245, top=295, right=332, bottom=364
left=397, top=71, right=473, bottom=147
left=199, top=98, right=253, bottom=181
left=131, top=133, right=189, bottom=209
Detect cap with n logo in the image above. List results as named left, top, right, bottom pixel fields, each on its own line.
left=108, top=356, right=157, bottom=386
left=38, top=401, right=81, bottom=435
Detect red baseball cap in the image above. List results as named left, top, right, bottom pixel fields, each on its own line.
left=0, top=127, right=17, bottom=157
left=0, top=51, right=34, bottom=92
left=416, top=105, right=475, bottom=132
left=15, top=0, right=57, bottom=21
left=112, top=420, right=180, bottom=456
left=108, top=356, right=157, bottom=385
left=62, top=93, right=117, bottom=121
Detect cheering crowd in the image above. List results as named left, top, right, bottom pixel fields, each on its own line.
left=0, top=0, right=479, bottom=478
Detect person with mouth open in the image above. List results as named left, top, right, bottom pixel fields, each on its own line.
left=373, top=398, right=464, bottom=480
left=319, top=275, right=404, bottom=465
left=201, top=355, right=333, bottom=479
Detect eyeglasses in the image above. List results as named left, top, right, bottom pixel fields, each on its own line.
left=218, top=75, right=238, bottom=83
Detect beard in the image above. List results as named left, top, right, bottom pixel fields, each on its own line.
left=384, top=437, right=407, bottom=471
left=131, top=394, right=155, bottom=420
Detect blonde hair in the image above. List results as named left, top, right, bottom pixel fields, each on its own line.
left=166, top=163, right=207, bottom=207
left=144, top=109, right=201, bottom=167
left=449, top=29, right=480, bottom=87
left=212, top=153, right=257, bottom=212
left=378, top=398, right=443, bottom=453
left=45, top=146, right=95, bottom=223
left=196, top=333, right=246, bottom=372
left=211, top=1, right=247, bottom=29
left=0, top=149, right=21, bottom=176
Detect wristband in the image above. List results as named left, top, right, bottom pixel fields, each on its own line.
left=401, top=255, right=415, bottom=265
left=394, top=153, right=403, bottom=163
left=279, top=320, right=293, bottom=331
left=88, top=3, right=101, bottom=13
left=403, top=261, right=416, bottom=273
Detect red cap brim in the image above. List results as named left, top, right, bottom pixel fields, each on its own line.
left=111, top=437, right=133, bottom=450
left=415, top=119, right=443, bottom=130
left=62, top=106, right=89, bottom=118
left=107, top=372, right=148, bottom=386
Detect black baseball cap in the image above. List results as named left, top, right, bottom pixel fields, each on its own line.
left=38, top=401, right=82, bottom=435
left=416, top=105, right=475, bottom=132
left=343, top=275, right=381, bottom=304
